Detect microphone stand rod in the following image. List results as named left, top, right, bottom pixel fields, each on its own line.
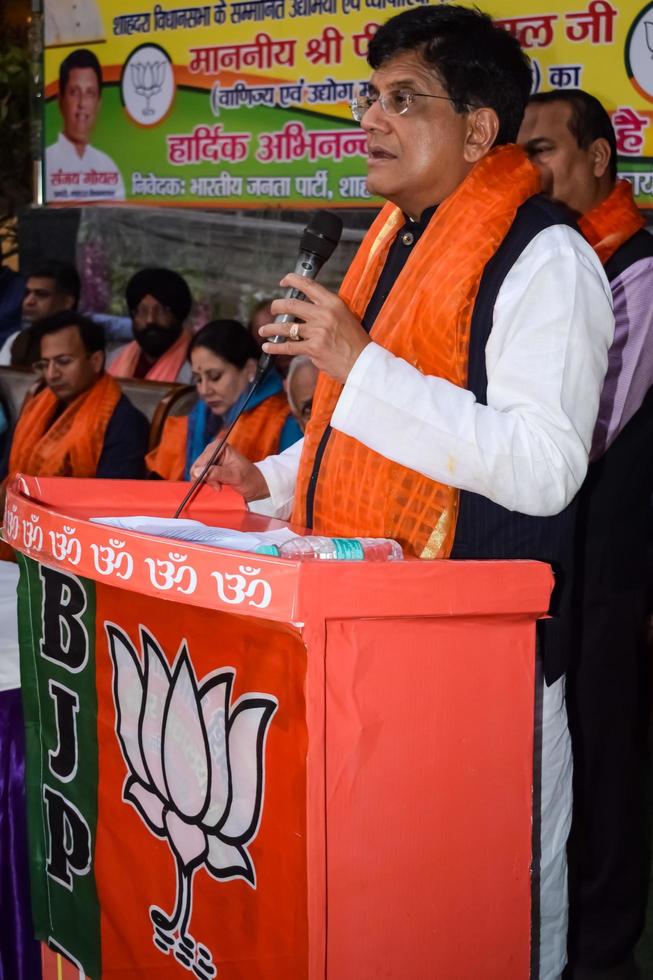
left=172, top=359, right=271, bottom=519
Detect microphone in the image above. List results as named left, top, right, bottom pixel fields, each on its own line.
left=173, top=211, right=343, bottom=519
left=256, top=210, right=343, bottom=379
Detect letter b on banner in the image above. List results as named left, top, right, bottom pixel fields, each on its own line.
left=40, top=566, right=89, bottom=671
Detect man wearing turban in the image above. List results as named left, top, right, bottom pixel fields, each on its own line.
left=108, top=268, right=193, bottom=383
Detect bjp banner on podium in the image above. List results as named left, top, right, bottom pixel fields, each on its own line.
left=9, top=476, right=554, bottom=980
left=17, top=555, right=309, bottom=980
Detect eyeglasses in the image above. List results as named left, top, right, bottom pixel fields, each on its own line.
left=32, top=354, right=89, bottom=374
left=350, top=89, right=462, bottom=123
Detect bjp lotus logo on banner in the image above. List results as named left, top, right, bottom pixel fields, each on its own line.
left=106, top=624, right=278, bottom=978
left=120, top=43, right=175, bottom=126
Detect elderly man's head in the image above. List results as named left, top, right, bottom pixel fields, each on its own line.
left=126, top=268, right=192, bottom=361
left=353, top=5, right=533, bottom=217
left=518, top=90, right=616, bottom=216
left=286, top=356, right=318, bottom=431
left=32, top=311, right=105, bottom=404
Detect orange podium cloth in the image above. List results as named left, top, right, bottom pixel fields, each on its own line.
left=293, top=145, right=540, bottom=559
left=7, top=477, right=552, bottom=980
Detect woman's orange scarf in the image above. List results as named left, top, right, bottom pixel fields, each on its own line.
left=147, top=393, right=291, bottom=480
left=292, top=145, right=540, bottom=558
left=109, top=331, right=191, bottom=382
left=9, top=372, right=121, bottom=478
left=230, top=392, right=289, bottom=461
left=579, top=179, right=645, bottom=266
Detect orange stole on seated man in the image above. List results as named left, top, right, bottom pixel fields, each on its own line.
left=9, top=373, right=121, bottom=478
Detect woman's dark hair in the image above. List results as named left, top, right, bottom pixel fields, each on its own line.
left=188, top=319, right=259, bottom=368
left=528, top=89, right=618, bottom=182
left=31, top=310, right=105, bottom=354
left=367, top=5, right=533, bottom=145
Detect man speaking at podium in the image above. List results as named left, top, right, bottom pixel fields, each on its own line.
left=193, top=7, right=614, bottom=977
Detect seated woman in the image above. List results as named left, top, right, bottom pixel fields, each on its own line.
left=148, top=319, right=302, bottom=480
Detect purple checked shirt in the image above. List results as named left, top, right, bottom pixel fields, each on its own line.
left=591, top=254, right=653, bottom=460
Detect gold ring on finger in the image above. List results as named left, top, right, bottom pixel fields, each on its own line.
left=289, top=322, right=302, bottom=342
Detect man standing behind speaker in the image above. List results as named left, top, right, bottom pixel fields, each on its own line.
left=520, top=90, right=653, bottom=980
left=192, top=9, right=614, bottom=977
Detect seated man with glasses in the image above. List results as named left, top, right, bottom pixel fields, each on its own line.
left=7, top=310, right=149, bottom=483
left=108, top=267, right=194, bottom=383
left=192, top=6, right=615, bottom=978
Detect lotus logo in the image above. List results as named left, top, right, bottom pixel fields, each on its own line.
left=130, top=59, right=167, bottom=116
left=106, top=624, right=278, bottom=977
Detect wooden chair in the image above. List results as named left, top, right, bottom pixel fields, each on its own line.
left=117, top=379, right=196, bottom=450
left=0, top=366, right=41, bottom=425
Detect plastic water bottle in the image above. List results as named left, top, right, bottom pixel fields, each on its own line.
left=270, top=535, right=403, bottom=561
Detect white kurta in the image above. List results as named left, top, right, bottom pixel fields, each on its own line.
left=253, top=223, right=614, bottom=522
left=45, top=132, right=125, bottom=202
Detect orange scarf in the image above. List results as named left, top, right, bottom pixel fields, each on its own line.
left=292, top=145, right=540, bottom=558
left=229, top=392, right=290, bottom=461
left=9, top=372, right=121, bottom=478
left=147, top=393, right=291, bottom=480
left=147, top=415, right=188, bottom=480
left=109, top=331, right=191, bottom=382
left=579, top=180, right=645, bottom=266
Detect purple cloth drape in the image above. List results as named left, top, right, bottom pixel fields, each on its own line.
left=0, top=687, right=41, bottom=980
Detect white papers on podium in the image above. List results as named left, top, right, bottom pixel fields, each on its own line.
left=91, top=515, right=297, bottom=554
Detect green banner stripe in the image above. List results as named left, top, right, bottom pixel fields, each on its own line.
left=17, top=556, right=102, bottom=978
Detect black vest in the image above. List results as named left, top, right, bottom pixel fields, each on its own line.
left=450, top=196, right=578, bottom=684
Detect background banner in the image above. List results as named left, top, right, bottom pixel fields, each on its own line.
left=41, top=0, right=653, bottom=209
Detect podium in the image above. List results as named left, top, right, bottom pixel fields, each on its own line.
left=6, top=476, right=553, bottom=980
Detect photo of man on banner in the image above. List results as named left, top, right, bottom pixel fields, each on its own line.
left=45, top=48, right=125, bottom=203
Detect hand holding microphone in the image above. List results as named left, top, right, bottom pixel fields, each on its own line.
left=256, top=211, right=343, bottom=378
left=259, top=214, right=372, bottom=385
left=260, top=276, right=372, bottom=384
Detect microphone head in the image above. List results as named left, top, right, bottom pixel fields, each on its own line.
left=299, top=211, right=343, bottom=263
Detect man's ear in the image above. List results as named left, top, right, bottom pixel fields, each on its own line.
left=590, top=138, right=612, bottom=179
left=463, top=107, right=500, bottom=163
left=90, top=349, right=105, bottom=375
